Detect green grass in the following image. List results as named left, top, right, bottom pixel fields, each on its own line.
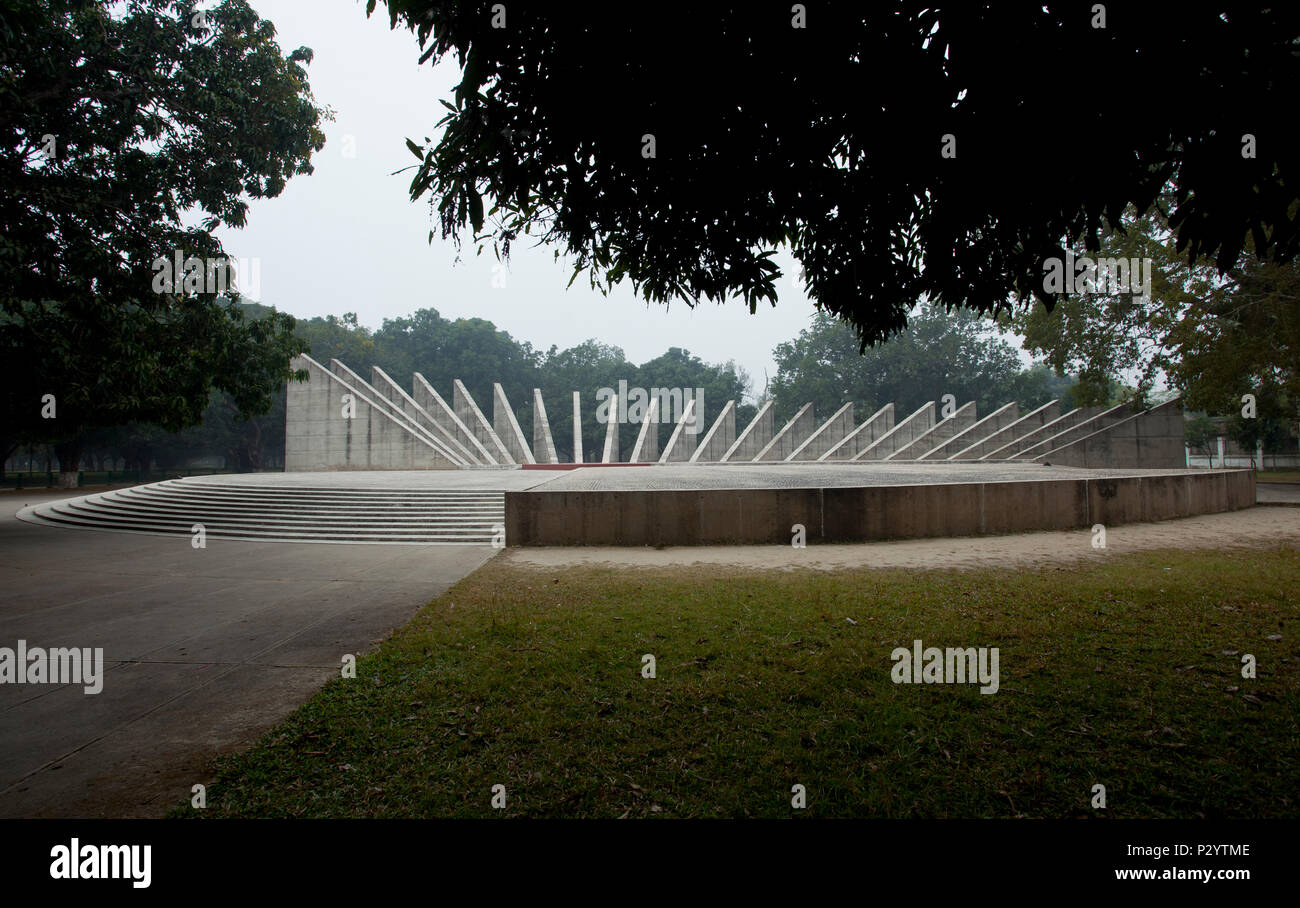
left=185, top=548, right=1299, bottom=819
left=1259, top=470, right=1300, bottom=484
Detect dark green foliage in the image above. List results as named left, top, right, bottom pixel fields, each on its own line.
left=770, top=306, right=1046, bottom=423
left=0, top=0, right=327, bottom=475
left=374, top=2, right=1300, bottom=347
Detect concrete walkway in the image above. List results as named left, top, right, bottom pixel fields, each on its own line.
left=0, top=489, right=495, bottom=818
left=1257, top=482, right=1300, bottom=505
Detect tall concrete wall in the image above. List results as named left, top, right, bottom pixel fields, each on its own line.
left=1037, top=398, right=1186, bottom=469
left=285, top=355, right=457, bottom=471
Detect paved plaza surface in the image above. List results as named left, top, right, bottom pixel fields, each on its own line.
left=177, top=461, right=1221, bottom=492
left=521, top=462, right=1213, bottom=491
left=182, top=469, right=555, bottom=490
left=1258, top=482, right=1300, bottom=505
left=0, top=489, right=494, bottom=817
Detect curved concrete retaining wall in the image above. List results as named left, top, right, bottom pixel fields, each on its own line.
left=505, top=469, right=1256, bottom=546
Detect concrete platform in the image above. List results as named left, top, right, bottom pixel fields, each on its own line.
left=520, top=461, right=1205, bottom=490
left=16, top=464, right=1259, bottom=548
left=503, top=463, right=1258, bottom=546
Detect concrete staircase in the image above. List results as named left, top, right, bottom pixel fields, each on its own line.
left=19, top=479, right=504, bottom=545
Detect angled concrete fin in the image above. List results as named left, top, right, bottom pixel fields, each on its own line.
left=328, top=359, right=465, bottom=465
left=454, top=380, right=514, bottom=464
left=721, top=400, right=774, bottom=462
left=951, top=400, right=1058, bottom=460
left=630, top=397, right=662, bottom=463
left=820, top=402, right=894, bottom=461
left=855, top=401, right=935, bottom=460
left=789, top=402, right=854, bottom=461
left=493, top=383, right=536, bottom=464
left=1012, top=401, right=1134, bottom=460
left=411, top=373, right=497, bottom=465
left=601, top=392, right=621, bottom=463
left=371, top=366, right=478, bottom=464
left=286, top=355, right=456, bottom=470
left=920, top=401, right=1018, bottom=460
left=531, top=389, right=559, bottom=464
left=980, top=404, right=1104, bottom=460
left=572, top=392, right=584, bottom=464
left=690, top=400, right=736, bottom=463
left=755, top=403, right=815, bottom=461
left=1036, top=398, right=1185, bottom=468
left=659, top=398, right=699, bottom=463
left=887, top=401, right=977, bottom=461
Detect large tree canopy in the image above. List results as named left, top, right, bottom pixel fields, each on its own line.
left=1013, top=191, right=1300, bottom=416
left=770, top=306, right=1062, bottom=422
left=1, top=0, right=325, bottom=481
left=375, top=2, right=1300, bottom=345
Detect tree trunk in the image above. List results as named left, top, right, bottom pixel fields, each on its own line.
left=239, top=419, right=263, bottom=472
left=53, top=438, right=83, bottom=489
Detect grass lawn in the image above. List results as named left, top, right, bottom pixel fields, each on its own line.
left=1259, top=470, right=1300, bottom=484
left=184, top=547, right=1299, bottom=819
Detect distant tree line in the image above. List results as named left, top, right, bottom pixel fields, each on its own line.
left=7, top=300, right=1101, bottom=477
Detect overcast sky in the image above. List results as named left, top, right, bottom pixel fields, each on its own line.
left=215, top=0, right=821, bottom=396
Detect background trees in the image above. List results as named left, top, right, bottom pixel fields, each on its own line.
left=1010, top=196, right=1299, bottom=435
left=1, top=0, right=326, bottom=485
left=769, top=307, right=1065, bottom=425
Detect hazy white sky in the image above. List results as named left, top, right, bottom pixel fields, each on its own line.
left=216, top=0, right=821, bottom=394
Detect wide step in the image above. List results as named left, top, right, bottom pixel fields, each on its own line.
left=18, top=478, right=505, bottom=545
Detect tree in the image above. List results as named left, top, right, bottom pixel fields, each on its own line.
left=1011, top=195, right=1300, bottom=417
left=538, top=340, right=632, bottom=461
left=1009, top=365, right=1078, bottom=414
left=1011, top=201, right=1189, bottom=406
left=373, top=2, right=1300, bottom=346
left=1, top=0, right=326, bottom=485
left=770, top=306, right=1029, bottom=423
left=297, top=312, right=380, bottom=376
left=1184, top=414, right=1217, bottom=468
left=1171, top=258, right=1300, bottom=419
